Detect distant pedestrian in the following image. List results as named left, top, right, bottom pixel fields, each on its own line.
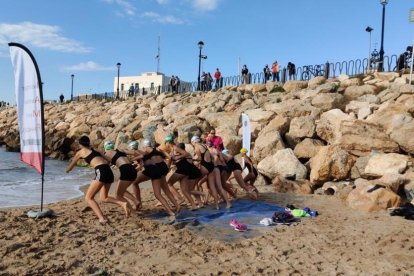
left=175, top=76, right=181, bottom=93
left=59, top=94, right=64, bottom=103
left=169, top=75, right=176, bottom=93
left=241, top=65, right=249, bottom=84
left=272, top=61, right=280, bottom=82
left=200, top=72, right=207, bottom=91
left=128, top=85, right=134, bottom=97
left=263, top=65, right=270, bottom=83
left=206, top=72, right=212, bottom=90
left=214, top=68, right=221, bottom=89
left=287, top=62, right=296, bottom=80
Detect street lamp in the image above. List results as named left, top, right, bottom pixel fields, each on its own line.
left=378, top=0, right=388, bottom=72
left=365, top=26, right=373, bottom=71
left=70, top=74, right=74, bottom=101
left=116, top=62, right=121, bottom=99
left=197, top=41, right=207, bottom=91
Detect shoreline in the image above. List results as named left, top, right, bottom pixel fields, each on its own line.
left=1, top=183, right=413, bottom=275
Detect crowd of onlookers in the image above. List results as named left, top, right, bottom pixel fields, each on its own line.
left=0, top=101, right=10, bottom=108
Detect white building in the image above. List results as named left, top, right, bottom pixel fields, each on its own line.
left=113, top=72, right=191, bottom=98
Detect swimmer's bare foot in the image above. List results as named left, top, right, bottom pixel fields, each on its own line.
left=226, top=202, right=232, bottom=209
left=122, top=202, right=131, bottom=217
left=203, top=192, right=209, bottom=205
left=215, top=204, right=220, bottom=210
left=99, top=218, right=109, bottom=225
left=155, top=201, right=162, bottom=207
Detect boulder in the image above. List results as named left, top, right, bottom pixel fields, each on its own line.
left=252, top=129, right=285, bottom=162
left=315, top=109, right=353, bottom=144
left=315, top=181, right=355, bottom=200
left=335, top=120, right=400, bottom=156
left=373, top=72, right=399, bottom=82
left=314, top=82, right=339, bottom=93
left=343, top=85, right=379, bottom=101
left=310, top=145, right=355, bottom=186
left=294, top=138, right=324, bottom=160
left=244, top=108, right=274, bottom=123
left=259, top=114, right=291, bottom=135
left=311, top=93, right=345, bottom=111
left=282, top=81, right=308, bottom=93
left=403, top=171, right=414, bottom=202
left=364, top=153, right=409, bottom=177
left=286, top=115, right=315, bottom=139
left=390, top=121, right=414, bottom=154
left=340, top=78, right=363, bottom=88
left=257, top=148, right=307, bottom=180
left=346, top=178, right=401, bottom=211
left=273, top=176, right=312, bottom=194
left=350, top=155, right=370, bottom=179
left=308, top=76, right=326, bottom=89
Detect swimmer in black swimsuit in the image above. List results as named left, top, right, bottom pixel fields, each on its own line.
left=102, top=141, right=140, bottom=211
left=240, top=148, right=259, bottom=197
left=191, top=135, right=220, bottom=209
left=66, top=136, right=130, bottom=223
left=165, top=136, right=205, bottom=210
left=222, top=149, right=258, bottom=199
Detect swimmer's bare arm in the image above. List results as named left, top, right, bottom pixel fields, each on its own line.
left=66, top=152, right=82, bottom=173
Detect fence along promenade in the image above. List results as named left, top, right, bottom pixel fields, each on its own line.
left=74, top=54, right=399, bottom=101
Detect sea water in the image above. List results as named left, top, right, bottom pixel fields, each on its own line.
left=0, top=146, right=94, bottom=208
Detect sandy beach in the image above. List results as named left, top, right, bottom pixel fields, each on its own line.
left=0, top=181, right=413, bottom=276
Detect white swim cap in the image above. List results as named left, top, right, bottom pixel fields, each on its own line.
left=128, top=141, right=139, bottom=150
left=191, top=135, right=200, bottom=143
left=143, top=139, right=152, bottom=147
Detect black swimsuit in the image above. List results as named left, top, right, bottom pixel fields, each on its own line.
left=245, top=162, right=258, bottom=177
left=151, top=149, right=169, bottom=176
left=226, top=157, right=242, bottom=172
left=84, top=149, right=114, bottom=184
left=174, top=152, right=201, bottom=180
left=110, top=150, right=137, bottom=181
left=199, top=146, right=215, bottom=173
left=142, top=150, right=162, bottom=180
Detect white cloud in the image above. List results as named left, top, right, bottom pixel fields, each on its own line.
left=62, top=61, right=115, bottom=72
left=142, top=12, right=185, bottom=24
left=192, top=0, right=220, bottom=11
left=0, top=22, right=91, bottom=53
left=156, top=0, right=169, bottom=4
left=102, top=0, right=136, bottom=17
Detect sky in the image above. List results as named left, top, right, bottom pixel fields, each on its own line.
left=0, top=0, right=413, bottom=104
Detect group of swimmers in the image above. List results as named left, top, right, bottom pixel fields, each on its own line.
left=66, top=133, right=259, bottom=224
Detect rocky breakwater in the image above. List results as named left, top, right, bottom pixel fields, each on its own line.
left=0, top=71, right=413, bottom=212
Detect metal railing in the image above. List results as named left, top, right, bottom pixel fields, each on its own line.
left=73, top=54, right=400, bottom=101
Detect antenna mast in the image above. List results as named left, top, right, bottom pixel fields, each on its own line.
left=156, top=36, right=160, bottom=73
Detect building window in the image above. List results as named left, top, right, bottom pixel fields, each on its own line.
left=150, top=82, right=154, bottom=90
left=121, top=84, right=124, bottom=91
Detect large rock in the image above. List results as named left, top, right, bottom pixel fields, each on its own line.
left=315, top=109, right=353, bottom=144
left=366, top=102, right=411, bottom=132
left=244, top=108, right=274, bottom=123
left=310, top=145, right=355, bottom=186
left=286, top=115, right=315, bottom=139
left=294, top=138, right=324, bottom=160
left=282, top=81, right=308, bottom=93
left=403, top=171, right=414, bottom=202
left=308, top=76, right=326, bottom=89
left=311, top=93, right=345, bottom=111
left=257, top=148, right=307, bottom=180
left=273, top=176, right=312, bottom=194
left=390, top=121, right=414, bottom=154
left=343, top=84, right=379, bottom=101
left=346, top=179, right=401, bottom=212
left=335, top=120, right=400, bottom=156
left=259, top=114, right=291, bottom=135
left=364, top=153, right=409, bottom=177
left=252, top=130, right=285, bottom=162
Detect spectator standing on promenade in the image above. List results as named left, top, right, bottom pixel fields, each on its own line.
left=200, top=72, right=207, bottom=91
left=175, top=75, right=181, bottom=93
left=59, top=94, right=64, bottom=103
left=214, top=68, right=221, bottom=89
left=272, top=61, right=280, bottom=82
left=263, top=65, right=270, bottom=83
left=169, top=75, right=176, bottom=93
left=128, top=84, right=134, bottom=97
left=287, top=62, right=296, bottom=80
left=206, top=72, right=212, bottom=90
left=241, top=65, right=249, bottom=84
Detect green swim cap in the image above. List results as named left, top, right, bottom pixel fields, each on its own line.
left=104, top=141, right=114, bottom=150
left=165, top=134, right=174, bottom=143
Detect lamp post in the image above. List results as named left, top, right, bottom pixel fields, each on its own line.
left=365, top=26, right=373, bottom=72
left=70, top=74, right=74, bottom=101
left=116, top=62, right=121, bottom=99
left=378, top=0, right=388, bottom=72
left=197, top=41, right=204, bottom=91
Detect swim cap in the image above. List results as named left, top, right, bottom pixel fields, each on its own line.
left=79, top=136, right=90, bottom=147
left=104, top=141, right=114, bottom=150
left=191, top=135, right=200, bottom=143
left=128, top=141, right=139, bottom=150
left=165, top=134, right=174, bottom=143
left=177, top=143, right=185, bottom=150
left=240, top=148, right=248, bottom=154
left=222, top=149, right=229, bottom=155
left=143, top=139, right=152, bottom=147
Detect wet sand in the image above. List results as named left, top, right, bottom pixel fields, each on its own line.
left=0, top=182, right=413, bottom=275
